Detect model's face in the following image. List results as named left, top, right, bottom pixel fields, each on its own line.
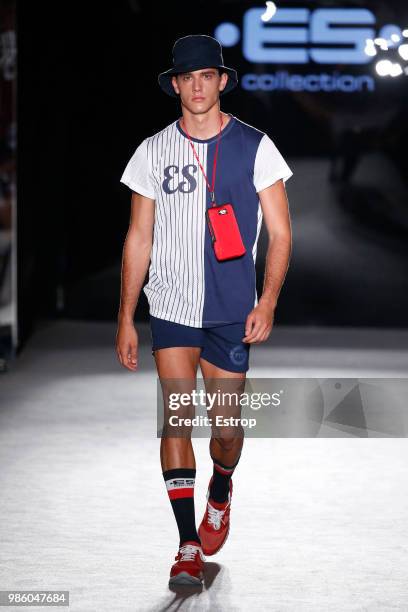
left=171, top=68, right=228, bottom=113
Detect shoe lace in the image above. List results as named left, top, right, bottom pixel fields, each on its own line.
left=207, top=502, right=227, bottom=530
left=177, top=544, right=200, bottom=562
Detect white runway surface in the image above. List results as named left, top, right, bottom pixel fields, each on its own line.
left=1, top=320, right=408, bottom=611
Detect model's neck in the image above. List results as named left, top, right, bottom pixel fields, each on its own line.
left=180, top=106, right=230, bottom=140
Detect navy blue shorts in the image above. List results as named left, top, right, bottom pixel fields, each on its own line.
left=149, top=315, right=250, bottom=373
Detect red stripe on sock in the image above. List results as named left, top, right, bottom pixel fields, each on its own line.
left=168, top=487, right=194, bottom=500
left=214, top=463, right=235, bottom=475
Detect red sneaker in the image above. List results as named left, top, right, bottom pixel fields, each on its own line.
left=169, top=541, right=205, bottom=586
left=198, top=478, right=233, bottom=556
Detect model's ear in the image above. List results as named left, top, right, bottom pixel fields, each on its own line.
left=219, top=72, right=228, bottom=93
left=171, top=75, right=180, bottom=95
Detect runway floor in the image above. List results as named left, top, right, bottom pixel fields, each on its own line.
left=1, top=319, right=407, bottom=611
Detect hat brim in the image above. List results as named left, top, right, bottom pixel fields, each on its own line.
left=158, top=63, right=238, bottom=97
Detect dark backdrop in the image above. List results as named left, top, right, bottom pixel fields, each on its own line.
left=17, top=1, right=408, bottom=347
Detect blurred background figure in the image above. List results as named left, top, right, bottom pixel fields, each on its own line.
left=0, top=0, right=16, bottom=368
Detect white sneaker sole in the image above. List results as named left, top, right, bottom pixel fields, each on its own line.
left=169, top=571, right=203, bottom=586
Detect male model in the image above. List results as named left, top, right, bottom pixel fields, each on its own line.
left=117, top=34, right=293, bottom=586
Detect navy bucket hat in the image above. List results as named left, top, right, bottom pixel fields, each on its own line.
left=158, top=34, right=238, bottom=98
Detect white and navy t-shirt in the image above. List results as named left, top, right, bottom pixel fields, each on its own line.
left=120, top=114, right=293, bottom=328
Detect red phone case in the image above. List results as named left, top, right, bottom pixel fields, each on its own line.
left=206, top=203, right=246, bottom=261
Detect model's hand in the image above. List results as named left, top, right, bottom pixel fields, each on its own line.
left=242, top=302, right=275, bottom=344
left=116, top=320, right=139, bottom=371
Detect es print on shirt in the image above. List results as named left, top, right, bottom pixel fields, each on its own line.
left=120, top=114, right=293, bottom=328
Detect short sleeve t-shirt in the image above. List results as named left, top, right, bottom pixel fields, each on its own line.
left=120, top=114, right=293, bottom=328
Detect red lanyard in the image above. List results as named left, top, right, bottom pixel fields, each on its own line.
left=181, top=114, right=223, bottom=207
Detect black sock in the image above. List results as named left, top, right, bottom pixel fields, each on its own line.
left=209, top=453, right=241, bottom=503
left=163, top=468, right=201, bottom=547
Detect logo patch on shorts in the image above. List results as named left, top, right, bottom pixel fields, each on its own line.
left=229, top=344, right=247, bottom=366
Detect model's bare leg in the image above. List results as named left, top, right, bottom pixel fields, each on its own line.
left=199, top=356, right=246, bottom=468
left=155, top=347, right=201, bottom=470
left=154, top=346, right=203, bottom=550
left=197, top=356, right=246, bottom=554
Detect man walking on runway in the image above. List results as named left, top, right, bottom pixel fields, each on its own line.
left=117, top=34, right=293, bottom=585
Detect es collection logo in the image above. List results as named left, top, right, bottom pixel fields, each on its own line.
left=215, top=7, right=402, bottom=92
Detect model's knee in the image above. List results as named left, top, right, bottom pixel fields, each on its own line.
left=212, top=434, right=242, bottom=452
left=161, top=430, right=193, bottom=444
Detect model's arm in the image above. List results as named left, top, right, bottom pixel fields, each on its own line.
left=242, top=179, right=292, bottom=344
left=116, top=191, right=155, bottom=370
